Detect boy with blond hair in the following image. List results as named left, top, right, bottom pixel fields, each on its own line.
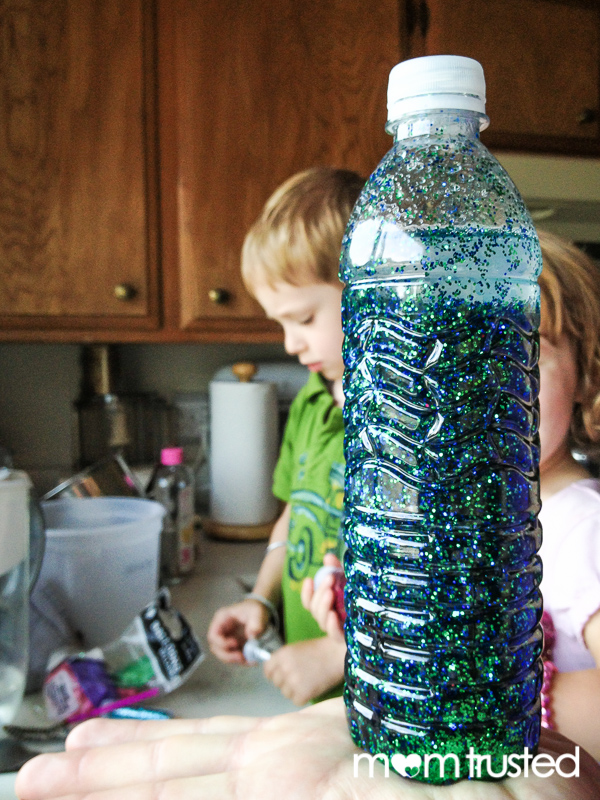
left=207, top=167, right=364, bottom=704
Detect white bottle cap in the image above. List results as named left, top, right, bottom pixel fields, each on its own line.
left=387, top=55, right=487, bottom=125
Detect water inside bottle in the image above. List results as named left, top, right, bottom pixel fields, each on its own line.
left=341, top=231, right=543, bottom=780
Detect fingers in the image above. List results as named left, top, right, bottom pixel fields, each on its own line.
left=17, top=770, right=235, bottom=800
left=263, top=640, right=345, bottom=706
left=300, top=576, right=314, bottom=610
left=312, top=565, right=346, bottom=637
left=209, top=643, right=246, bottom=664
left=15, top=700, right=354, bottom=800
left=207, top=602, right=270, bottom=663
left=18, top=729, right=266, bottom=800
left=263, top=646, right=312, bottom=706
left=65, top=703, right=344, bottom=752
left=322, top=553, right=342, bottom=569
left=314, top=583, right=335, bottom=629
left=243, top=602, right=270, bottom=641
left=324, top=609, right=345, bottom=642
left=207, top=608, right=244, bottom=661
left=65, top=713, right=265, bottom=749
left=207, top=605, right=253, bottom=662
left=17, top=706, right=349, bottom=800
left=306, top=573, right=341, bottom=636
left=263, top=651, right=298, bottom=705
left=209, top=637, right=247, bottom=664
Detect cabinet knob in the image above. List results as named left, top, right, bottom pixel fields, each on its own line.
left=577, top=108, right=597, bottom=125
left=208, top=288, right=231, bottom=305
left=114, top=283, right=137, bottom=301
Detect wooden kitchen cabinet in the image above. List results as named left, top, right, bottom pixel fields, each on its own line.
left=157, top=0, right=401, bottom=338
left=0, top=0, right=405, bottom=344
left=0, top=0, right=401, bottom=342
left=2, top=0, right=597, bottom=342
left=0, top=0, right=161, bottom=335
left=405, top=0, right=600, bottom=156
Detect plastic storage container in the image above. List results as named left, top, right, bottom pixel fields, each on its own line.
left=38, top=497, right=164, bottom=647
left=341, top=55, right=543, bottom=783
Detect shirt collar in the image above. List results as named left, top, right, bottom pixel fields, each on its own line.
left=304, top=370, right=331, bottom=401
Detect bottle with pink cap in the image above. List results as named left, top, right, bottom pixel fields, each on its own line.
left=147, top=446, right=195, bottom=583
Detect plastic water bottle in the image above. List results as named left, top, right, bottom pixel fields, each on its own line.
left=340, top=56, right=543, bottom=783
left=147, top=447, right=195, bottom=583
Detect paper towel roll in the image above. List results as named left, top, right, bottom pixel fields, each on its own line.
left=209, top=380, right=279, bottom=526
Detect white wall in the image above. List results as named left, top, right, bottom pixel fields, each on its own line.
left=0, top=341, right=287, bottom=491
left=494, top=152, right=600, bottom=242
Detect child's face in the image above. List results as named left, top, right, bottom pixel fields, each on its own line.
left=253, top=280, right=345, bottom=382
left=538, top=330, right=579, bottom=474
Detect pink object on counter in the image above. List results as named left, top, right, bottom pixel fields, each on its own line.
left=67, top=687, right=161, bottom=723
left=160, top=447, right=184, bottom=466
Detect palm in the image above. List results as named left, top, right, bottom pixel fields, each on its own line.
left=201, top=705, right=598, bottom=800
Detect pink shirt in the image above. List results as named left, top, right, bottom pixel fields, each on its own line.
left=539, top=478, right=600, bottom=672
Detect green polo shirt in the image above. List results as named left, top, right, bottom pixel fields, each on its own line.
left=272, top=371, right=345, bottom=645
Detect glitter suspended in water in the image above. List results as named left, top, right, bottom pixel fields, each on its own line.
left=340, top=124, right=543, bottom=784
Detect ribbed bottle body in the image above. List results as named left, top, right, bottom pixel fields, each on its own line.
left=340, top=122, right=543, bottom=782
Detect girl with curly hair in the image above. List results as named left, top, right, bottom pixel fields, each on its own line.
left=532, top=230, right=600, bottom=755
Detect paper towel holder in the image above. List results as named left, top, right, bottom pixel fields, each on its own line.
left=204, top=361, right=279, bottom=542
left=203, top=517, right=277, bottom=541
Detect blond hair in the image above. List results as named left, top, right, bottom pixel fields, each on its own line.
left=241, top=167, right=365, bottom=292
left=538, top=229, right=600, bottom=454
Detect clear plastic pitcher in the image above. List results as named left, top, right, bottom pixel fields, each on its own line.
left=38, top=497, right=164, bottom=647
left=0, top=471, right=31, bottom=724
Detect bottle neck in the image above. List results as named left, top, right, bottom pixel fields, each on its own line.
left=387, top=109, right=486, bottom=143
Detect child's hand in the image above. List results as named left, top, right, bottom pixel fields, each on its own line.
left=301, top=554, right=345, bottom=642
left=263, top=636, right=345, bottom=705
left=207, top=599, right=270, bottom=664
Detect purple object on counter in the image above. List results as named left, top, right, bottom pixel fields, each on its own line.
left=68, top=657, right=119, bottom=707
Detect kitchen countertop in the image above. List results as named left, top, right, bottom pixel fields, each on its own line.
left=1, top=533, right=297, bottom=799
left=152, top=533, right=298, bottom=719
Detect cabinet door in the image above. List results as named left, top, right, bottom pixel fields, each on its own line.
left=158, top=0, right=401, bottom=338
left=0, top=1, right=159, bottom=331
left=406, top=0, right=600, bottom=155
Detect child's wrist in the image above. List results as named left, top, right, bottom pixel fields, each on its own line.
left=265, top=540, right=287, bottom=556
left=245, top=592, right=280, bottom=630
